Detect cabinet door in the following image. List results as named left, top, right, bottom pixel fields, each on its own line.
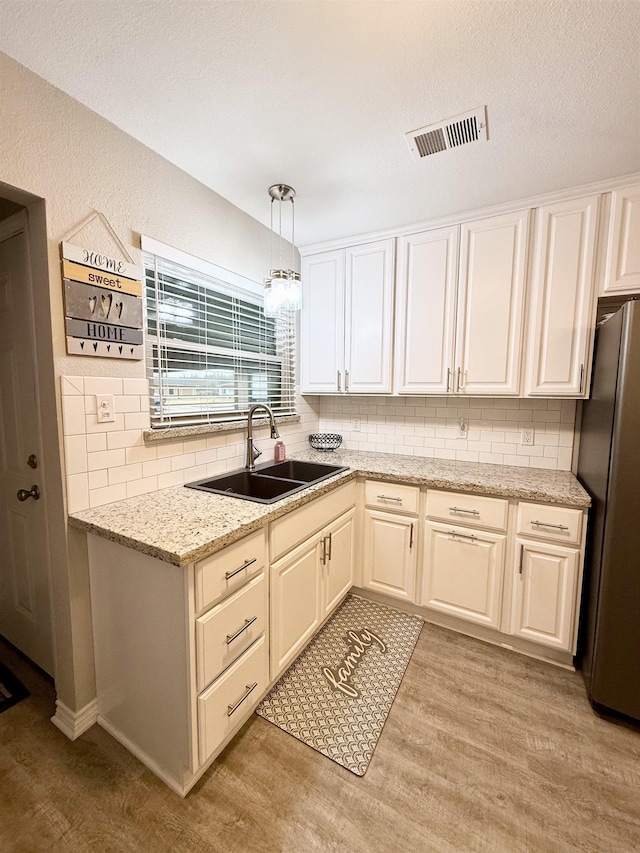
left=603, top=183, right=640, bottom=294
left=300, top=250, right=345, bottom=393
left=270, top=536, right=322, bottom=678
left=394, top=226, right=459, bottom=394
left=455, top=209, right=529, bottom=395
left=322, top=508, right=355, bottom=617
left=421, top=522, right=505, bottom=629
left=526, top=196, right=599, bottom=396
left=510, top=538, right=579, bottom=651
left=362, top=509, right=417, bottom=602
left=344, top=239, right=395, bottom=393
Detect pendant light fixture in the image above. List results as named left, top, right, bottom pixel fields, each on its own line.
left=263, top=183, right=303, bottom=316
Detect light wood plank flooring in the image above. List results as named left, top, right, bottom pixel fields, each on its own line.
left=1, top=624, right=639, bottom=853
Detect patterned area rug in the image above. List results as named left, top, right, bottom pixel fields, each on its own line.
left=0, top=662, right=29, bottom=714
left=256, top=594, right=423, bottom=775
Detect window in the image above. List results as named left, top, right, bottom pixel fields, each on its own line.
left=142, top=237, right=296, bottom=429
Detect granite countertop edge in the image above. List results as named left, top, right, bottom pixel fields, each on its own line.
left=68, top=449, right=591, bottom=567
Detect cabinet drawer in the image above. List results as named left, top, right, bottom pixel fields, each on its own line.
left=364, top=480, right=420, bottom=515
left=195, top=528, right=266, bottom=613
left=270, top=480, right=356, bottom=561
left=426, top=489, right=508, bottom=532
left=198, top=635, right=268, bottom=765
left=196, top=573, right=267, bottom=692
left=517, top=503, right=583, bottom=545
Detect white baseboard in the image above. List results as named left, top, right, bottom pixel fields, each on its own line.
left=50, top=698, right=98, bottom=740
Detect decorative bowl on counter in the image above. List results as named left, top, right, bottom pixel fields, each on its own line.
left=309, top=432, right=343, bottom=451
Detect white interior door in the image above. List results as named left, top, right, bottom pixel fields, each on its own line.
left=0, top=211, right=54, bottom=674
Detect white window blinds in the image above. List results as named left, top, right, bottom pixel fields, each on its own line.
left=143, top=242, right=296, bottom=429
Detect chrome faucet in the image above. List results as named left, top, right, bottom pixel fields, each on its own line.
left=245, top=403, right=280, bottom=471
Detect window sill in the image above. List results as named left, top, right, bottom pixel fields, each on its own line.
left=143, top=414, right=301, bottom=444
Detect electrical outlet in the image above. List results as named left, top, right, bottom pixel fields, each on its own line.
left=353, top=417, right=361, bottom=432
left=520, top=427, right=534, bottom=446
left=96, top=394, right=115, bottom=423
left=458, top=418, right=468, bottom=438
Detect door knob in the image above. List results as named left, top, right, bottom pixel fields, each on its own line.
left=17, top=485, right=40, bottom=502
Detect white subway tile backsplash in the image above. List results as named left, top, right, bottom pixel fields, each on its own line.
left=108, top=463, right=143, bottom=485
left=88, top=449, right=126, bottom=472
left=114, top=395, right=141, bottom=413
left=84, top=377, right=123, bottom=396
left=61, top=376, right=84, bottom=395
left=122, top=378, right=149, bottom=396
left=318, top=395, right=577, bottom=471
left=89, top=483, right=127, bottom=508
left=86, top=433, right=107, bottom=453
left=124, top=411, right=151, bottom=431
left=157, top=470, right=185, bottom=489
left=61, top=395, right=87, bottom=436
left=126, top=477, right=158, bottom=498
left=64, top=435, right=87, bottom=475
left=85, top=413, right=126, bottom=433
left=106, top=430, right=144, bottom=450
left=142, top=458, right=172, bottom=478
left=88, top=470, right=108, bottom=490
left=66, top=473, right=89, bottom=513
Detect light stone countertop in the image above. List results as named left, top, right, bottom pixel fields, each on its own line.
left=68, top=448, right=590, bottom=567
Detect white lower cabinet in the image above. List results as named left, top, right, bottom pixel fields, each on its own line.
left=421, top=522, right=505, bottom=629
left=510, top=538, right=580, bottom=651
left=362, top=509, right=417, bottom=602
left=270, top=506, right=355, bottom=679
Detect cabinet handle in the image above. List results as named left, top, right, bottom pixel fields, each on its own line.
left=448, top=529, right=477, bottom=542
left=377, top=494, right=402, bottom=502
left=326, top=533, right=333, bottom=561
left=531, top=520, right=570, bottom=531
left=225, top=558, right=257, bottom=580
left=456, top=367, right=462, bottom=393
left=227, top=681, right=258, bottom=717
left=579, top=363, right=585, bottom=394
left=337, top=370, right=341, bottom=392
left=449, top=506, right=480, bottom=516
left=446, top=367, right=451, bottom=393
left=226, top=616, right=257, bottom=644
left=409, top=523, right=414, bottom=549
left=345, top=370, right=350, bottom=392
left=519, top=544, right=525, bottom=574
left=321, top=536, right=327, bottom=565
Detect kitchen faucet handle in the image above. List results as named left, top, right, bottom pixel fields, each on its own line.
left=252, top=443, right=262, bottom=462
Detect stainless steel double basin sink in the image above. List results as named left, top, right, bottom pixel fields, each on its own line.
left=185, top=459, right=349, bottom=504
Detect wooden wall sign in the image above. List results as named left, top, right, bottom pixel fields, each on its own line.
left=61, top=241, right=144, bottom=360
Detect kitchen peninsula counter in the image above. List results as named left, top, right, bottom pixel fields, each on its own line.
left=68, top=449, right=590, bottom=567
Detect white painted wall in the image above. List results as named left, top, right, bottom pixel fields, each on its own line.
left=0, top=52, right=319, bottom=716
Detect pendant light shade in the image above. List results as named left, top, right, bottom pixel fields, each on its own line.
left=263, top=184, right=302, bottom=316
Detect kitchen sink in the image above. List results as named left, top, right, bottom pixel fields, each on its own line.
left=256, top=460, right=347, bottom=482
left=185, top=460, right=348, bottom=504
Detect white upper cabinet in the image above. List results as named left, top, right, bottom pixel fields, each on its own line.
left=525, top=195, right=599, bottom=397
left=394, top=210, right=529, bottom=396
left=602, top=183, right=640, bottom=294
left=300, top=250, right=345, bottom=393
left=394, top=226, right=459, bottom=395
left=455, top=209, right=529, bottom=396
left=301, top=239, right=395, bottom=394
left=344, top=241, right=395, bottom=393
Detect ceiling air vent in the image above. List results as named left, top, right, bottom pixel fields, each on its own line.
left=406, top=107, right=487, bottom=161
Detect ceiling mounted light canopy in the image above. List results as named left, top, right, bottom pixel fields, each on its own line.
left=264, top=183, right=302, bottom=316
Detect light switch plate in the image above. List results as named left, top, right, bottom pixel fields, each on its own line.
left=96, top=394, right=115, bottom=423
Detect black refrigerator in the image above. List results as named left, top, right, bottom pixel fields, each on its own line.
left=576, top=297, right=640, bottom=722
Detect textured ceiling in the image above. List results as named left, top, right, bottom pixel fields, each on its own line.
left=0, top=0, right=639, bottom=246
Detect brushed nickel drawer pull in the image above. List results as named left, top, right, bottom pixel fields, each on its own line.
left=226, top=616, right=257, bottom=645
left=337, top=370, right=341, bottom=392
left=327, top=532, right=332, bottom=561
left=345, top=370, right=350, bottom=392
left=449, top=506, right=480, bottom=515
left=409, top=523, right=414, bottom=549
left=227, top=681, right=258, bottom=716
left=321, top=536, right=327, bottom=565
left=446, top=367, right=451, bottom=393
left=449, top=529, right=477, bottom=542
left=377, top=494, right=402, bottom=502
left=519, top=544, right=525, bottom=574
left=531, top=520, right=570, bottom=531
left=225, top=558, right=257, bottom=580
